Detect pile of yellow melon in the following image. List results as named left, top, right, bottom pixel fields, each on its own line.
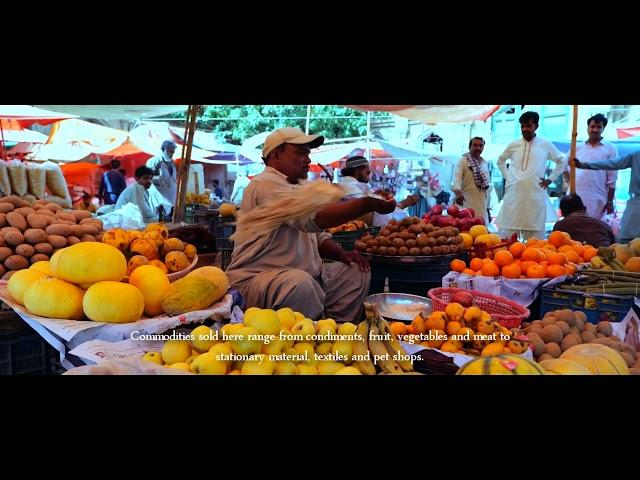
left=101, top=223, right=197, bottom=276
left=7, top=242, right=229, bottom=323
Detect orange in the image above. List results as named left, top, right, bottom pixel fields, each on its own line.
left=425, top=312, right=447, bottom=331
left=520, top=260, right=537, bottom=273
left=570, top=240, right=582, bottom=246
left=546, top=264, right=566, bottom=278
left=539, top=261, right=549, bottom=269
left=462, top=268, right=476, bottom=276
left=558, top=245, right=574, bottom=254
left=564, top=250, right=581, bottom=264
left=536, top=249, right=548, bottom=262
left=390, top=322, right=407, bottom=338
left=481, top=262, right=500, bottom=277
left=509, top=241, right=526, bottom=259
left=526, top=264, right=547, bottom=278
left=469, top=257, right=485, bottom=272
left=571, top=244, right=585, bottom=257
left=450, top=259, right=466, bottom=273
left=521, top=248, right=540, bottom=262
left=501, top=263, right=522, bottom=279
left=542, top=244, right=557, bottom=252
left=564, top=263, right=577, bottom=275
left=548, top=252, right=567, bottom=265
left=494, top=250, right=514, bottom=267
left=406, top=325, right=417, bottom=335
left=549, top=231, right=570, bottom=248
left=582, top=246, right=598, bottom=261
left=525, top=239, right=539, bottom=248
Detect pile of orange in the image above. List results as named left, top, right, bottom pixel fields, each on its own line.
left=449, top=232, right=595, bottom=279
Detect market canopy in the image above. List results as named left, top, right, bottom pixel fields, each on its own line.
left=32, top=105, right=187, bottom=119
left=346, top=105, right=501, bottom=124
left=0, top=105, right=76, bottom=130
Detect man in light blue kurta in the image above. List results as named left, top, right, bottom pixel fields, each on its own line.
left=115, top=166, right=157, bottom=223
left=575, top=152, right=640, bottom=242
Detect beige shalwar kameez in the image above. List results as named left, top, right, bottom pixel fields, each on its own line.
left=225, top=167, right=370, bottom=322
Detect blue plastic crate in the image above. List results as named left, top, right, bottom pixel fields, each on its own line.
left=540, top=287, right=634, bottom=324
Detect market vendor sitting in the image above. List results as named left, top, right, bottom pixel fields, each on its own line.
left=225, top=127, right=397, bottom=323
left=73, top=191, right=97, bottom=213
left=115, top=166, right=158, bottom=223
left=552, top=194, right=615, bottom=247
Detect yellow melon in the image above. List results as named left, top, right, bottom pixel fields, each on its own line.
left=624, top=257, right=640, bottom=273
left=23, top=277, right=85, bottom=320
left=83, top=281, right=145, bottom=323
left=128, top=265, right=171, bottom=316
left=539, top=359, right=593, bottom=375
left=457, top=354, right=545, bottom=375
left=29, top=261, right=53, bottom=276
left=7, top=269, right=48, bottom=305
left=560, top=344, right=630, bottom=375
left=52, top=243, right=127, bottom=287
left=161, top=276, right=220, bottom=315
left=185, top=266, right=229, bottom=303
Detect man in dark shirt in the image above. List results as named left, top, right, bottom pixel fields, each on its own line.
left=553, top=194, right=615, bottom=247
left=99, top=159, right=127, bottom=205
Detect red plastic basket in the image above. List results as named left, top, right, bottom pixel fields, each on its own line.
left=427, top=287, right=530, bottom=329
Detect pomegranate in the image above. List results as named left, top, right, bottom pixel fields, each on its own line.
left=451, top=290, right=474, bottom=308
left=458, top=209, right=472, bottom=219
left=430, top=204, right=443, bottom=216
left=447, top=204, right=460, bottom=217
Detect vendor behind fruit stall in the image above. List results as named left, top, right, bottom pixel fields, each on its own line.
left=225, top=127, right=397, bottom=323
left=340, top=155, right=419, bottom=226
left=115, top=166, right=158, bottom=223
left=552, top=194, right=615, bottom=247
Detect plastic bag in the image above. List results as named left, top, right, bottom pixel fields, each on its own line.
left=7, top=160, right=28, bottom=196
left=0, top=162, right=12, bottom=196
left=99, top=202, right=145, bottom=230
left=26, top=162, right=46, bottom=199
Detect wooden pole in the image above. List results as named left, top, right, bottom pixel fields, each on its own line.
left=569, top=105, right=579, bottom=194
left=173, top=105, right=200, bottom=223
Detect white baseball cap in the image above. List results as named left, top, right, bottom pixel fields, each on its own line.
left=262, top=127, right=325, bottom=159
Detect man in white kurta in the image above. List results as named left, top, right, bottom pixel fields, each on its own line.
left=571, top=113, right=618, bottom=220
left=451, top=137, right=491, bottom=225
left=115, top=166, right=157, bottom=223
left=496, top=111, right=565, bottom=240
left=146, top=140, right=177, bottom=213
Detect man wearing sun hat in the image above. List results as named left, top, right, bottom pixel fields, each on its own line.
left=225, top=127, right=397, bottom=323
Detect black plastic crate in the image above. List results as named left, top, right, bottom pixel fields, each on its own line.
left=540, top=287, right=634, bottom=324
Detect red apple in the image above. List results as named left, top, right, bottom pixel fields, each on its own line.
left=430, top=204, right=443, bottom=216
left=447, top=204, right=460, bottom=217
left=453, top=218, right=462, bottom=228
left=467, top=208, right=475, bottom=218
left=452, top=290, right=474, bottom=308
left=471, top=217, right=484, bottom=226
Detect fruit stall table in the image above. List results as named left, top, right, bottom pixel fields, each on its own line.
left=0, top=282, right=235, bottom=370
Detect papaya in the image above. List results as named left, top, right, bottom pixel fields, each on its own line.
left=161, top=275, right=220, bottom=315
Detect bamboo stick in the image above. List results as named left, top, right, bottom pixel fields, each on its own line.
left=173, top=105, right=200, bottom=223
left=569, top=105, right=578, bottom=195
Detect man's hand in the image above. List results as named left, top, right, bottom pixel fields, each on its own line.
left=339, top=250, right=370, bottom=272
left=572, top=158, right=582, bottom=168
left=373, top=197, right=396, bottom=214
left=455, top=194, right=465, bottom=205
left=604, top=201, right=614, bottom=215
left=539, top=178, right=552, bottom=189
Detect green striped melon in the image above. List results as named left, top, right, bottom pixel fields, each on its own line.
left=457, top=354, right=545, bottom=375
left=560, top=344, right=629, bottom=375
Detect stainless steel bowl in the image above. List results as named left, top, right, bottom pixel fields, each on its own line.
left=364, top=293, right=432, bottom=322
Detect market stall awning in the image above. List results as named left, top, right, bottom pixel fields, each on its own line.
left=346, top=105, right=501, bottom=124
left=32, top=105, right=187, bottom=120
left=0, top=105, right=76, bottom=130
left=616, top=126, right=640, bottom=139
left=47, top=119, right=129, bottom=152
left=0, top=128, right=48, bottom=143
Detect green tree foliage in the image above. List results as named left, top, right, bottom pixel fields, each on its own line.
left=170, top=105, right=389, bottom=145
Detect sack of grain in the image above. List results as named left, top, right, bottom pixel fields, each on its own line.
left=42, top=161, right=69, bottom=198
left=0, top=162, right=11, bottom=196
left=26, top=162, right=46, bottom=199
left=7, top=160, right=28, bottom=197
